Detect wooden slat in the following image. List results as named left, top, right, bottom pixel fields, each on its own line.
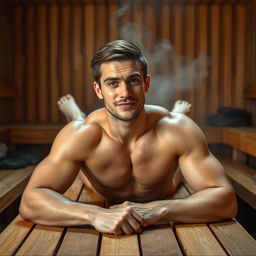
left=173, top=4, right=183, bottom=100
left=0, top=82, right=15, bottom=98
left=15, top=176, right=83, bottom=255
left=38, top=5, right=48, bottom=123
left=57, top=185, right=102, bottom=256
left=140, top=224, right=183, bottom=256
left=49, top=4, right=60, bottom=123
left=197, top=4, right=208, bottom=124
left=100, top=234, right=139, bottom=256
left=210, top=220, right=256, bottom=255
left=60, top=4, right=71, bottom=96
left=71, top=5, right=83, bottom=106
left=222, top=4, right=232, bottom=107
left=0, top=215, right=34, bottom=255
left=234, top=5, right=245, bottom=108
left=14, top=5, right=25, bottom=122
left=9, top=124, right=62, bottom=144
left=220, top=158, right=256, bottom=209
left=26, top=5, right=36, bottom=122
left=84, top=3, right=95, bottom=110
left=0, top=165, right=35, bottom=213
left=175, top=224, right=227, bottom=256
left=222, top=127, right=256, bottom=157
left=210, top=4, right=220, bottom=114
left=185, top=4, right=196, bottom=120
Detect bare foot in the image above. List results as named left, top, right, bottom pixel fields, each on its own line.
left=57, top=94, right=86, bottom=122
left=172, top=100, right=191, bottom=115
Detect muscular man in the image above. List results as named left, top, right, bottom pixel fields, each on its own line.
left=19, top=40, right=237, bottom=235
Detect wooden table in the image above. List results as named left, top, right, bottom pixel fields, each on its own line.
left=0, top=177, right=255, bottom=256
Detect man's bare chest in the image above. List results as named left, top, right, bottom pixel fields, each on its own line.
left=85, top=133, right=178, bottom=189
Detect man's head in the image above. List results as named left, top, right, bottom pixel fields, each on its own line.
left=91, top=40, right=148, bottom=85
left=91, top=40, right=150, bottom=122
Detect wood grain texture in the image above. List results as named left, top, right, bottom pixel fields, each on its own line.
left=210, top=220, right=256, bottom=255
left=5, top=1, right=253, bottom=125
left=140, top=224, right=183, bottom=256
left=176, top=224, right=226, bottom=256
left=0, top=166, right=35, bottom=212
left=0, top=215, right=34, bottom=255
left=100, top=234, right=139, bottom=256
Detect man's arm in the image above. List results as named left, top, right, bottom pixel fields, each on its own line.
left=19, top=121, right=143, bottom=234
left=112, top=117, right=237, bottom=225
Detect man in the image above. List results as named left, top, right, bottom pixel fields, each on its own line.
left=20, top=40, right=237, bottom=235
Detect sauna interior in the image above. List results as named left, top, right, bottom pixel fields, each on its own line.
left=0, top=0, right=255, bottom=237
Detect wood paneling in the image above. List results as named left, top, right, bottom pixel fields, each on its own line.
left=0, top=0, right=255, bottom=125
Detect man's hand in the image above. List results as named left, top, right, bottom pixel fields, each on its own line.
left=110, top=201, right=165, bottom=227
left=91, top=206, right=144, bottom=235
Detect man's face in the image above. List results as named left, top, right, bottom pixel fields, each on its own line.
left=93, top=60, right=150, bottom=121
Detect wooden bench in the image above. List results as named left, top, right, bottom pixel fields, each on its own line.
left=0, top=165, right=35, bottom=213
left=0, top=176, right=255, bottom=256
left=1, top=124, right=255, bottom=210
left=219, top=127, right=256, bottom=210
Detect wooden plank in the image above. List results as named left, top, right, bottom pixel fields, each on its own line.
left=0, top=82, right=15, bottom=98
left=197, top=4, right=208, bottom=124
left=14, top=5, right=25, bottom=122
left=49, top=4, right=60, bottom=123
left=134, top=0, right=143, bottom=45
left=38, top=5, right=48, bottom=123
left=9, top=125, right=61, bottom=144
left=26, top=5, right=36, bottom=123
left=100, top=234, right=140, bottom=256
left=234, top=5, right=245, bottom=108
left=210, top=220, right=256, bottom=256
left=202, top=126, right=223, bottom=143
left=210, top=4, right=220, bottom=114
left=71, top=5, right=83, bottom=107
left=185, top=4, right=196, bottom=120
left=84, top=3, right=95, bottom=110
left=0, top=166, right=35, bottom=213
left=57, top=183, right=103, bottom=255
left=0, top=215, right=34, bottom=256
left=140, top=224, right=183, bottom=256
left=175, top=224, right=227, bottom=256
left=16, top=176, right=83, bottom=255
left=173, top=3, right=183, bottom=101
left=223, top=127, right=256, bottom=157
left=220, top=158, right=256, bottom=209
left=60, top=4, right=71, bottom=96
left=222, top=4, right=232, bottom=107
left=109, top=1, right=118, bottom=41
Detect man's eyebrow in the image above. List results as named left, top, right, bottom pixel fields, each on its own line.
left=103, top=77, right=119, bottom=83
left=103, top=72, right=142, bottom=83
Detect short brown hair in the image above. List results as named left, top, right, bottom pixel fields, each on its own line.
left=91, top=40, right=148, bottom=85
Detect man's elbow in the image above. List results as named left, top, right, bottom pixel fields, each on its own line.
left=221, top=188, right=238, bottom=219
left=19, top=195, right=37, bottom=222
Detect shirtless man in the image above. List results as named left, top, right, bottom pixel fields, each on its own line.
left=19, top=40, right=237, bottom=235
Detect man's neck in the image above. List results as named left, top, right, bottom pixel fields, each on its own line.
left=105, top=108, right=147, bottom=144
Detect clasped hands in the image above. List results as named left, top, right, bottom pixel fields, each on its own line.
left=91, top=201, right=166, bottom=235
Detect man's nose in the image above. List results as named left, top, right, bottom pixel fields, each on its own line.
left=119, top=83, right=130, bottom=98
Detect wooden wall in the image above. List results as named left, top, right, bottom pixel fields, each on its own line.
left=0, top=0, right=255, bottom=125
left=0, top=0, right=14, bottom=124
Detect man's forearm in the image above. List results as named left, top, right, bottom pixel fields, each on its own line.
left=156, top=187, right=237, bottom=223
left=19, top=188, right=97, bottom=226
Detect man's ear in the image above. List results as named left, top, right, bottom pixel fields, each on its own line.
left=144, top=75, right=150, bottom=93
left=93, top=82, right=103, bottom=99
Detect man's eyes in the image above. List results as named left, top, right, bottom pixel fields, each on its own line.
left=129, top=78, right=142, bottom=85
left=107, top=81, right=119, bottom=87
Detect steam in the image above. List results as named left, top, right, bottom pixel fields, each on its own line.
left=111, top=3, right=209, bottom=108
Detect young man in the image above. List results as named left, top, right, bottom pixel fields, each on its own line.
left=20, top=40, right=237, bottom=235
